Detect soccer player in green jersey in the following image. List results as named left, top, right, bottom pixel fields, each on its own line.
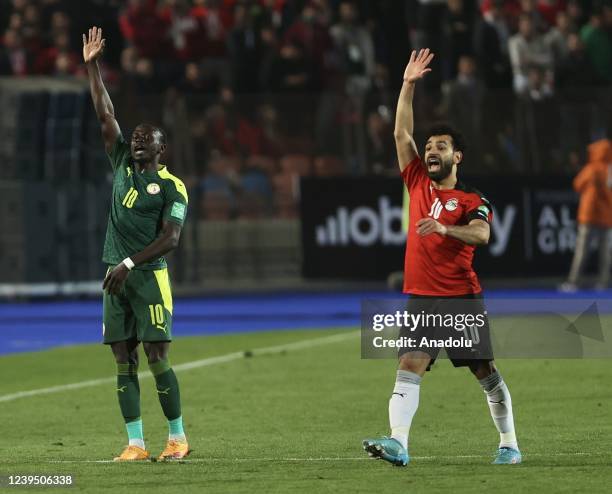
left=83, top=27, right=190, bottom=461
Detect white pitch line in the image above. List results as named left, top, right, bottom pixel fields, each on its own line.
left=35, top=451, right=605, bottom=464
left=0, top=331, right=358, bottom=403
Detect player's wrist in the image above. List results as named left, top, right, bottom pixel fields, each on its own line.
left=121, top=257, right=135, bottom=271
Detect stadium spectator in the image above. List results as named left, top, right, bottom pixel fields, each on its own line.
left=508, top=13, right=554, bottom=94
left=254, top=103, right=286, bottom=157
left=330, top=0, right=375, bottom=94
left=261, top=39, right=314, bottom=94
left=203, top=85, right=264, bottom=156
left=163, top=86, right=196, bottom=177
left=518, top=0, right=548, bottom=32
left=536, top=0, right=568, bottom=28
left=178, top=61, right=209, bottom=94
left=190, top=0, right=231, bottom=58
left=580, top=6, right=612, bottom=83
left=256, top=24, right=280, bottom=88
left=160, top=0, right=208, bottom=61
left=480, top=0, right=522, bottom=21
left=365, top=107, right=394, bottom=174
left=49, top=10, right=71, bottom=40
left=557, top=33, right=602, bottom=166
left=119, top=0, right=173, bottom=59
left=412, top=0, right=447, bottom=86
left=283, top=1, right=333, bottom=88
left=473, top=0, right=512, bottom=88
left=556, top=31, right=601, bottom=91
left=0, top=28, right=29, bottom=75
left=442, top=55, right=485, bottom=163
left=228, top=2, right=263, bottom=94
left=525, top=64, right=554, bottom=101
left=560, top=138, right=612, bottom=291
left=34, top=31, right=79, bottom=74
left=440, top=0, right=475, bottom=81
left=566, top=0, right=588, bottom=29
left=546, top=10, right=572, bottom=67
left=251, top=0, right=286, bottom=32
left=6, top=11, right=23, bottom=32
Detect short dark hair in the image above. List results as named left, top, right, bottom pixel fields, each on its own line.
left=135, top=123, right=166, bottom=146
left=425, top=123, right=466, bottom=156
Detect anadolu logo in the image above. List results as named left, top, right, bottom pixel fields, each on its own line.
left=315, top=197, right=404, bottom=247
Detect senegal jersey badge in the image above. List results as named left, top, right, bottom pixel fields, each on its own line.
left=147, top=183, right=161, bottom=195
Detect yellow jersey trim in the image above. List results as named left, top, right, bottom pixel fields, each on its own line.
left=154, top=268, right=173, bottom=315
left=158, top=166, right=188, bottom=204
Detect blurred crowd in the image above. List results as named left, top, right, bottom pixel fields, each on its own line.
left=1, top=0, right=612, bottom=217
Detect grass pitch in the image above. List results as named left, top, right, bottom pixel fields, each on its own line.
left=0, top=326, right=611, bottom=493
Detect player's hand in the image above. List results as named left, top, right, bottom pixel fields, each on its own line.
left=403, top=48, right=434, bottom=83
left=103, top=263, right=129, bottom=295
left=416, top=217, right=447, bottom=237
left=83, top=26, right=106, bottom=63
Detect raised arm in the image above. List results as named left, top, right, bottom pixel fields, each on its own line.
left=395, top=49, right=434, bottom=172
left=83, top=26, right=120, bottom=153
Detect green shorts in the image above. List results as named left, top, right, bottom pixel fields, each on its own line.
left=102, top=266, right=174, bottom=344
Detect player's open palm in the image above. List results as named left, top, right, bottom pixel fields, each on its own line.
left=83, top=26, right=105, bottom=63
left=403, top=48, right=434, bottom=83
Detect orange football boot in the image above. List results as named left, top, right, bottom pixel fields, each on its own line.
left=157, top=439, right=190, bottom=461
left=113, top=445, right=150, bottom=462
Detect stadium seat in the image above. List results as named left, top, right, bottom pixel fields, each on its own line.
left=246, top=155, right=278, bottom=175
left=313, top=155, right=346, bottom=176
left=200, top=190, right=232, bottom=220
left=279, top=154, right=312, bottom=176
left=241, top=170, right=273, bottom=197
left=208, top=154, right=242, bottom=177
left=272, top=172, right=298, bottom=218
left=238, top=170, right=274, bottom=219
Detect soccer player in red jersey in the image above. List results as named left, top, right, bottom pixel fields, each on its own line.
left=363, top=49, right=521, bottom=466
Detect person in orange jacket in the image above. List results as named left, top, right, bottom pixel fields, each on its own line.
left=560, top=138, right=612, bottom=291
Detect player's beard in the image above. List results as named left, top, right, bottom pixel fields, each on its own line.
left=427, top=155, right=453, bottom=182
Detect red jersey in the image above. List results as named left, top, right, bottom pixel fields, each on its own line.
left=401, top=157, right=493, bottom=296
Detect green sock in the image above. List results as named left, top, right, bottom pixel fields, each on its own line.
left=117, top=363, right=141, bottom=422
left=117, top=363, right=144, bottom=448
left=149, top=359, right=182, bottom=423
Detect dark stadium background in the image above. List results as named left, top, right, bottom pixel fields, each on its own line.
left=1, top=1, right=611, bottom=491
left=1, top=0, right=611, bottom=349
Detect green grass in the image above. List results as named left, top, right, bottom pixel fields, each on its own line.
left=0, top=327, right=611, bottom=493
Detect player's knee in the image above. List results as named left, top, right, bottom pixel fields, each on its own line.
left=111, top=343, right=132, bottom=364
left=469, top=360, right=497, bottom=379
left=143, top=342, right=168, bottom=364
left=398, top=354, right=429, bottom=375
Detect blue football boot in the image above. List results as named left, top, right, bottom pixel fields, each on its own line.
left=362, top=437, right=409, bottom=466
left=493, top=447, right=522, bottom=464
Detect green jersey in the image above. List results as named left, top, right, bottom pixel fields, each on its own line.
left=102, top=135, right=188, bottom=270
